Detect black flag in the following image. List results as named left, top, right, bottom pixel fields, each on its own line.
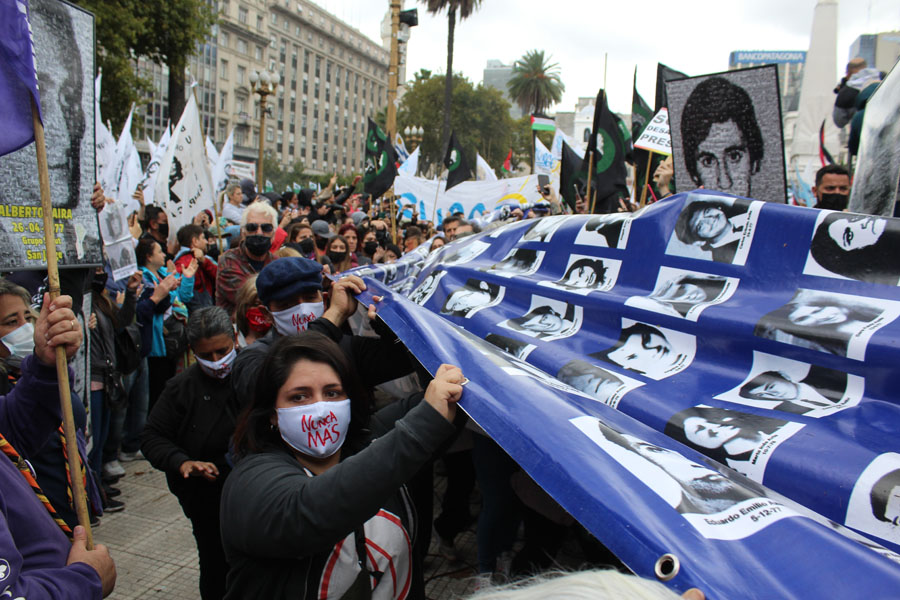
left=363, top=118, right=397, bottom=199
left=443, top=132, right=472, bottom=191
left=655, top=63, right=688, bottom=111
left=632, top=68, right=653, bottom=141
left=559, top=141, right=586, bottom=212
left=584, top=89, right=628, bottom=213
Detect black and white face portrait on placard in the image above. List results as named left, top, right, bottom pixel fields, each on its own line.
left=715, top=351, right=862, bottom=417
left=440, top=239, right=491, bottom=267
left=666, top=66, right=787, bottom=202
left=570, top=416, right=795, bottom=540
left=498, top=295, right=583, bottom=342
left=484, top=333, right=536, bottom=361
left=626, top=267, right=739, bottom=321
left=481, top=247, right=545, bottom=278
left=664, top=405, right=805, bottom=481
left=666, top=194, right=762, bottom=265
left=754, top=288, right=900, bottom=360
left=521, top=216, right=567, bottom=243
left=846, top=453, right=900, bottom=546
left=99, top=202, right=130, bottom=245
left=539, top=254, right=622, bottom=295
left=0, top=0, right=100, bottom=269
left=440, top=279, right=504, bottom=318
left=804, top=211, right=900, bottom=286
left=573, top=213, right=633, bottom=249
left=590, top=319, right=696, bottom=380
left=408, top=269, right=447, bottom=306
left=557, top=360, right=644, bottom=408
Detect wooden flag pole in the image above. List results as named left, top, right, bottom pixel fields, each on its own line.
left=192, top=86, right=224, bottom=255
left=31, top=98, right=93, bottom=547
left=639, top=150, right=655, bottom=208
left=388, top=190, right=398, bottom=244
left=430, top=179, right=441, bottom=225
left=585, top=151, right=596, bottom=214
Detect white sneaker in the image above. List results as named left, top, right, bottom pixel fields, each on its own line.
left=119, top=450, right=143, bottom=462
left=102, top=460, right=126, bottom=478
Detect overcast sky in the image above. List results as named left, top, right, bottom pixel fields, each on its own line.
left=319, top=0, right=899, bottom=115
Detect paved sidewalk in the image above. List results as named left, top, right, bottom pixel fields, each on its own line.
left=100, top=459, right=483, bottom=599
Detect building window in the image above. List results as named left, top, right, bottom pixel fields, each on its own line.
left=219, top=91, right=227, bottom=111
left=237, top=65, right=246, bottom=85
left=267, top=127, right=274, bottom=142
left=220, top=0, right=229, bottom=16
left=271, top=13, right=277, bottom=25
left=220, top=59, right=228, bottom=79
left=220, top=31, right=229, bottom=48
left=237, top=39, right=248, bottom=55
left=238, top=6, right=248, bottom=24
left=257, top=15, right=263, bottom=30
left=236, top=99, right=244, bottom=114
left=255, top=45, right=263, bottom=61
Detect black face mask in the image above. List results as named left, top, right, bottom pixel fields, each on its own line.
left=364, top=241, right=379, bottom=255
left=327, top=250, right=347, bottom=264
left=315, top=236, right=328, bottom=251
left=92, top=271, right=108, bottom=292
left=157, top=223, right=169, bottom=238
left=244, top=234, right=272, bottom=256
left=298, top=238, right=315, bottom=255
left=816, top=192, right=849, bottom=211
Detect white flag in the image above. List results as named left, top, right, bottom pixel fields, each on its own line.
left=212, top=129, right=234, bottom=196
left=94, top=72, right=116, bottom=193
left=534, top=138, right=557, bottom=175
left=476, top=153, right=498, bottom=181
left=141, top=127, right=171, bottom=203
left=398, top=146, right=419, bottom=177
left=153, top=95, right=214, bottom=242
left=551, top=129, right=583, bottom=161
left=110, top=106, right=144, bottom=210
left=206, top=135, right=219, bottom=176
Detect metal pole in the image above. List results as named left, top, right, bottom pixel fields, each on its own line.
left=385, top=0, right=402, bottom=139
left=257, top=92, right=267, bottom=191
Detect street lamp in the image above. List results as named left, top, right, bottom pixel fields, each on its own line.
left=250, top=68, right=281, bottom=189
left=404, top=125, right=424, bottom=151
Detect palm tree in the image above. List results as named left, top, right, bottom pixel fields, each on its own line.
left=422, top=0, right=483, bottom=154
left=507, top=50, right=565, bottom=116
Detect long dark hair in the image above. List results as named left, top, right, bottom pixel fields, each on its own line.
left=664, top=406, right=785, bottom=464
left=809, top=213, right=899, bottom=285
left=232, top=332, right=372, bottom=457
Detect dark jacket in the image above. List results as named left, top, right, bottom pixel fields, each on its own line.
left=89, top=290, right=137, bottom=382
left=220, top=395, right=456, bottom=599
left=141, top=364, right=239, bottom=518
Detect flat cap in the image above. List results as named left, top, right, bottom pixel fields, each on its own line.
left=256, top=257, right=323, bottom=304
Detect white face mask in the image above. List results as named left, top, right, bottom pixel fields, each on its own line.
left=1, top=322, right=34, bottom=360
left=276, top=398, right=351, bottom=458
left=195, top=346, right=237, bottom=379
left=271, top=301, right=325, bottom=336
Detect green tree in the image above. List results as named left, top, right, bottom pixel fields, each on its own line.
left=420, top=0, right=483, bottom=154
left=262, top=152, right=306, bottom=194
left=507, top=50, right=565, bottom=116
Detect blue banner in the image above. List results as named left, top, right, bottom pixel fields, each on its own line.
left=349, top=191, right=900, bottom=598
left=0, top=0, right=42, bottom=157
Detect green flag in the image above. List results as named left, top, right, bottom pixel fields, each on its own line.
left=584, top=89, right=628, bottom=212
left=363, top=118, right=397, bottom=199
left=443, top=132, right=472, bottom=191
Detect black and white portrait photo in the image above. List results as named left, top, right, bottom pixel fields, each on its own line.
left=715, top=351, right=862, bottom=417
left=754, top=288, right=900, bottom=360
left=99, top=201, right=131, bottom=244
left=408, top=269, right=447, bottom=306
left=590, top=319, right=696, bottom=380
left=105, top=239, right=137, bottom=281
left=481, top=247, right=545, bottom=278
left=804, top=211, right=900, bottom=286
left=557, top=360, right=644, bottom=408
left=0, top=0, right=101, bottom=269
left=440, top=279, right=504, bottom=318
left=538, top=254, right=622, bottom=295
left=484, top=333, right=536, bottom=361
left=571, top=416, right=796, bottom=540
left=440, top=239, right=491, bottom=267
left=664, top=405, right=805, bottom=481
left=521, top=215, right=567, bottom=243
left=573, top=213, right=633, bottom=249
left=846, top=453, right=900, bottom=546
left=666, top=66, right=787, bottom=203
left=626, top=267, right=739, bottom=321
left=665, top=193, right=762, bottom=265
left=498, top=296, right=583, bottom=342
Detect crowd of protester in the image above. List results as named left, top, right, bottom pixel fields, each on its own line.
left=0, top=160, right=860, bottom=598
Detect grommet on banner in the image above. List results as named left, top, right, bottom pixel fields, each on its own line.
left=654, top=553, right=679, bottom=581
left=459, top=378, right=470, bottom=386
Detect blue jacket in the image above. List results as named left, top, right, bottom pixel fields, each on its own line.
left=140, top=266, right=194, bottom=357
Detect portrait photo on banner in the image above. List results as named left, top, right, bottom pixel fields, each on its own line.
left=573, top=213, right=634, bottom=249
left=590, top=318, right=696, bottom=380
left=714, top=351, right=863, bottom=418
left=570, top=416, right=797, bottom=540
left=665, top=193, right=763, bottom=265
left=663, top=404, right=805, bottom=482
left=440, top=278, right=505, bottom=318
left=440, top=239, right=492, bottom=267
left=485, top=333, right=536, bottom=361
left=0, top=0, right=101, bottom=269
left=846, top=452, right=900, bottom=546
left=521, top=215, right=568, bottom=243
left=408, top=269, right=447, bottom=306
left=753, top=288, right=900, bottom=360
left=804, top=210, right=900, bottom=286
left=498, top=295, right=584, bottom=342
left=538, top=254, right=622, bottom=295
left=480, top=247, right=545, bottom=278
left=556, top=360, right=644, bottom=409
left=665, top=65, right=787, bottom=203
left=626, top=266, right=739, bottom=321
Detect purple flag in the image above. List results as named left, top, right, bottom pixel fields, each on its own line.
left=0, top=0, right=42, bottom=157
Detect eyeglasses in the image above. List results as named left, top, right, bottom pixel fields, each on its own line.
left=244, top=223, right=274, bottom=233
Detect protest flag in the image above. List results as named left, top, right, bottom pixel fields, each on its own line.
left=94, top=72, right=117, bottom=190
left=476, top=153, right=498, bottom=181
left=819, top=119, right=835, bottom=166
left=501, top=149, right=513, bottom=175
left=559, top=141, right=586, bottom=212
left=655, top=63, right=688, bottom=111
left=632, top=68, right=653, bottom=141
left=584, top=89, right=628, bottom=212
left=531, top=114, right=556, bottom=132
left=443, top=132, right=472, bottom=191
left=363, top=118, right=398, bottom=199
left=398, top=146, right=420, bottom=177
left=212, top=129, right=234, bottom=195
left=140, top=126, right=170, bottom=202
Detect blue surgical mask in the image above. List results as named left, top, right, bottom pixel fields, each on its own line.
left=1, top=322, right=34, bottom=360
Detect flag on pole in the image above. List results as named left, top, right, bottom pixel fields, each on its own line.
left=141, top=126, right=170, bottom=201
left=443, top=132, right=472, bottom=191
left=550, top=130, right=583, bottom=161
left=655, top=63, right=688, bottom=111
left=559, top=141, right=586, bottom=211
left=819, top=119, right=835, bottom=166
left=110, top=106, right=143, bottom=209
left=584, top=89, right=628, bottom=211
left=212, top=129, right=234, bottom=195
left=205, top=135, right=219, bottom=176
left=0, top=0, right=41, bottom=157
left=265, top=180, right=273, bottom=192
left=534, top=138, right=556, bottom=175
left=530, top=114, right=556, bottom=132
left=363, top=118, right=397, bottom=199
left=94, top=72, right=117, bottom=191
left=393, top=132, right=410, bottom=162
left=476, top=153, right=498, bottom=181
left=501, top=149, right=513, bottom=175
left=398, top=146, right=420, bottom=177
left=632, top=67, right=653, bottom=142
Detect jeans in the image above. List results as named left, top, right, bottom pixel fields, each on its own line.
left=104, top=357, right=149, bottom=462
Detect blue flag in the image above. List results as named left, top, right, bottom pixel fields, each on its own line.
left=348, top=193, right=900, bottom=598
left=0, top=0, right=42, bottom=157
